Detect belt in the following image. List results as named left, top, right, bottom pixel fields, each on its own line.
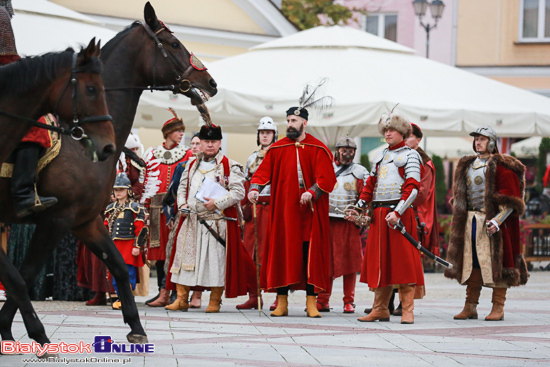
left=372, top=202, right=398, bottom=210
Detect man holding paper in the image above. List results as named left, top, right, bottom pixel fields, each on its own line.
left=168, top=124, right=256, bottom=313
left=248, top=107, right=336, bottom=318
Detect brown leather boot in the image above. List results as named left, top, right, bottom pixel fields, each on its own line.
left=485, top=287, right=507, bottom=321
left=399, top=284, right=415, bottom=324
left=147, top=288, right=170, bottom=307
left=357, top=286, right=393, bottom=322
left=205, top=287, right=224, bottom=313
left=165, top=284, right=190, bottom=311
left=270, top=295, right=288, bottom=317
left=189, top=290, right=202, bottom=308
left=454, top=269, right=482, bottom=320
left=306, top=295, right=321, bottom=318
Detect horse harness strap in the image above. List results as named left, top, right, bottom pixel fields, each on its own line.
left=0, top=52, right=113, bottom=140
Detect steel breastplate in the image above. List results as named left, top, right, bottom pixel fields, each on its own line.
left=467, top=157, right=487, bottom=211
left=247, top=151, right=271, bottom=197
left=329, top=172, right=359, bottom=217
left=372, top=150, right=404, bottom=202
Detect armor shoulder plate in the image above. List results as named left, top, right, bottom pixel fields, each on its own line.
left=403, top=148, right=422, bottom=182
left=130, top=201, right=148, bottom=221
left=105, top=202, right=116, bottom=213
left=351, top=163, right=368, bottom=180
left=370, top=148, right=388, bottom=177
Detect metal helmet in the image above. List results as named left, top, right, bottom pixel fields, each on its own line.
left=334, top=136, right=357, bottom=162
left=113, top=172, right=131, bottom=189
left=469, top=126, right=498, bottom=153
left=257, top=116, right=278, bottom=146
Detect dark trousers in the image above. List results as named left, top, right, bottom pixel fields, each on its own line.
left=471, top=217, right=481, bottom=269
left=277, top=242, right=317, bottom=296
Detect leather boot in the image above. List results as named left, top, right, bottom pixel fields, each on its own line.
left=364, top=288, right=395, bottom=315
left=399, top=284, right=415, bottom=324
left=485, top=287, right=507, bottom=321
left=145, top=291, right=160, bottom=306
left=190, top=290, right=202, bottom=308
left=86, top=292, right=106, bottom=306
left=165, top=284, right=190, bottom=311
left=236, top=289, right=263, bottom=310
left=316, top=292, right=331, bottom=312
left=270, top=295, right=288, bottom=317
left=306, top=295, right=322, bottom=318
left=148, top=288, right=170, bottom=307
left=342, top=273, right=356, bottom=313
left=205, top=287, right=224, bottom=313
left=269, top=298, right=278, bottom=311
left=358, top=286, right=392, bottom=322
left=454, top=269, right=482, bottom=320
left=11, top=143, right=57, bottom=218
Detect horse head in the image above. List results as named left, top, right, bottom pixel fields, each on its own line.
left=141, top=1, right=218, bottom=105
left=51, top=38, right=115, bottom=161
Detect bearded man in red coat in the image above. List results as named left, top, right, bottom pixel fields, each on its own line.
left=346, top=112, right=424, bottom=324
left=445, top=126, right=528, bottom=321
left=249, top=107, right=336, bottom=318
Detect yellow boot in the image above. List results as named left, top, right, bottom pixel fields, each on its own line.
left=270, top=295, right=288, bottom=317
left=306, top=295, right=321, bottom=318
left=357, top=286, right=393, bottom=322
left=165, top=284, right=190, bottom=311
left=205, top=287, right=224, bottom=313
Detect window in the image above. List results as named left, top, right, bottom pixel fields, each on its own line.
left=520, top=0, right=550, bottom=41
left=365, top=14, right=398, bottom=42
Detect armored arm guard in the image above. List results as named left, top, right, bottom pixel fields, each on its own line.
left=308, top=183, right=322, bottom=200
left=393, top=149, right=422, bottom=216
left=491, top=206, right=514, bottom=227
left=250, top=183, right=264, bottom=193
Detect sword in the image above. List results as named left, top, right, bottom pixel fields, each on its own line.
left=179, top=207, right=237, bottom=221
left=389, top=219, right=453, bottom=269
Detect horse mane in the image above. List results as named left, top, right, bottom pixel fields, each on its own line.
left=0, top=47, right=102, bottom=97
left=101, top=21, right=142, bottom=59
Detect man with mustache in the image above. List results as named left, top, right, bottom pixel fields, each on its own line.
left=248, top=107, right=336, bottom=318
left=445, top=127, right=528, bottom=321
left=316, top=136, right=367, bottom=314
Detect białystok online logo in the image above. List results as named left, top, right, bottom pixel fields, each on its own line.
left=1, top=336, right=154, bottom=356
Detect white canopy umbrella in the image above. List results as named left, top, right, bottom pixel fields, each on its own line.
left=368, top=137, right=474, bottom=162
left=137, top=25, right=550, bottom=146
left=12, top=0, right=116, bottom=56
left=511, top=136, right=542, bottom=158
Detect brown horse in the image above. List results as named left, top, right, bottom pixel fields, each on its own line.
left=0, top=2, right=217, bottom=347
left=0, top=38, right=115, bottom=164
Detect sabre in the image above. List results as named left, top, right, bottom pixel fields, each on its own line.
left=389, top=219, right=453, bottom=269
left=336, top=206, right=370, bottom=227
left=179, top=207, right=237, bottom=221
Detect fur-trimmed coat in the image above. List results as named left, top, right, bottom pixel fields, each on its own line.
left=444, top=154, right=529, bottom=287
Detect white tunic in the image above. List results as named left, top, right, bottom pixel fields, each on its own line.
left=171, top=151, right=245, bottom=287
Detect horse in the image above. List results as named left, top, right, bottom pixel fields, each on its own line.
left=0, top=38, right=115, bottom=165
left=0, top=2, right=217, bottom=347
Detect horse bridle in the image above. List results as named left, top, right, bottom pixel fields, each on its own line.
left=140, top=21, right=201, bottom=94
left=53, top=52, right=113, bottom=140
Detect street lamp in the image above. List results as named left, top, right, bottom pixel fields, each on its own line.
left=412, top=0, right=445, bottom=58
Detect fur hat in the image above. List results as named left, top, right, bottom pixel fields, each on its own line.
left=161, top=108, right=185, bottom=139
left=198, top=124, right=223, bottom=140
left=377, top=112, right=412, bottom=138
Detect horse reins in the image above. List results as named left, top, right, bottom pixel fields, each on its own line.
left=0, top=52, right=113, bottom=141
left=105, top=22, right=200, bottom=94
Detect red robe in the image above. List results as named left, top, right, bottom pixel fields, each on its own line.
left=250, top=134, right=336, bottom=293
left=241, top=179, right=269, bottom=264
left=146, top=144, right=192, bottom=261
left=359, top=141, right=424, bottom=288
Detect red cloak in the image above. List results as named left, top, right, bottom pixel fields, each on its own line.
left=413, top=158, right=440, bottom=256
left=250, top=134, right=336, bottom=293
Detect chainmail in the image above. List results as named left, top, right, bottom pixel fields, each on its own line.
left=0, top=4, right=18, bottom=56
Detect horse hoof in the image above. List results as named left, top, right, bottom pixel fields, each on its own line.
left=38, top=352, right=59, bottom=359
left=127, top=333, right=148, bottom=344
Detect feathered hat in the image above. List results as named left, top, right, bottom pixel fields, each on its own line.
left=377, top=105, right=412, bottom=138
left=161, top=108, right=185, bottom=139
left=287, top=78, right=334, bottom=121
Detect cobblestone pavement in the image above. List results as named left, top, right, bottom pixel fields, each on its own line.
left=1, top=271, right=549, bottom=367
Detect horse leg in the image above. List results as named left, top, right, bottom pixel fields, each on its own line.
left=0, top=249, right=50, bottom=345
left=0, top=220, right=71, bottom=347
left=72, top=216, right=148, bottom=343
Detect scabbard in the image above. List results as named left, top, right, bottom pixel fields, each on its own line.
left=199, top=219, right=226, bottom=247
left=394, top=221, right=453, bottom=269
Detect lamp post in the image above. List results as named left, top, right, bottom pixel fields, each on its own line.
left=412, top=0, right=445, bottom=58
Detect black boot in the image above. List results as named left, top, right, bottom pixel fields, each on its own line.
left=11, top=143, right=57, bottom=217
